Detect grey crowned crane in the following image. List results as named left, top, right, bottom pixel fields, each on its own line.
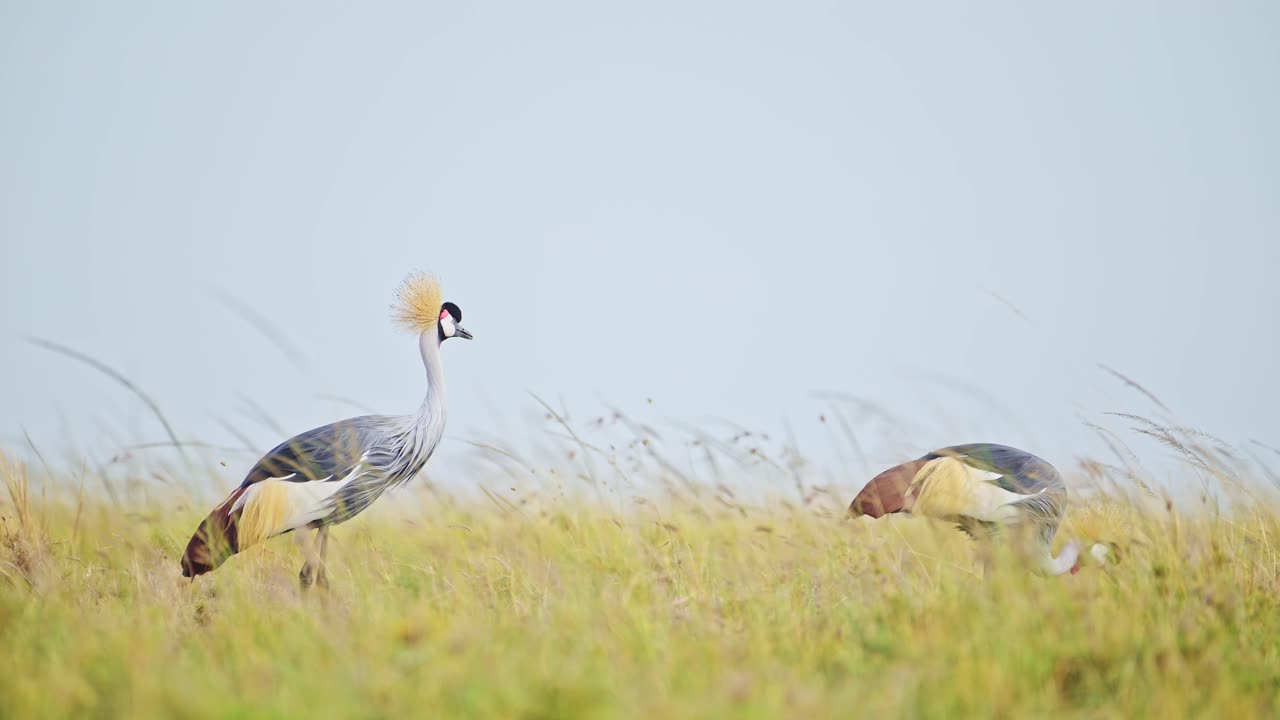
left=180, top=273, right=472, bottom=587
left=848, top=443, right=1110, bottom=575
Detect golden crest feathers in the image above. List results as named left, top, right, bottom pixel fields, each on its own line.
left=392, top=272, right=444, bottom=332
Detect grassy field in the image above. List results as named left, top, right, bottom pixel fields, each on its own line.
left=2, top=427, right=1279, bottom=719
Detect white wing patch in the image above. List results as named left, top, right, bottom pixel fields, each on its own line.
left=272, top=465, right=366, bottom=534
left=230, top=467, right=366, bottom=541
left=911, top=457, right=1027, bottom=523
left=963, top=467, right=1003, bottom=485
left=231, top=475, right=297, bottom=513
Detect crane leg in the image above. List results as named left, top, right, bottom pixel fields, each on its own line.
left=315, top=526, right=331, bottom=590
left=976, top=543, right=995, bottom=577
left=297, top=528, right=323, bottom=591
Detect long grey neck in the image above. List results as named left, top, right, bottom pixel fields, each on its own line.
left=378, top=332, right=448, bottom=484
left=1042, top=540, right=1080, bottom=576
left=414, top=331, right=447, bottom=431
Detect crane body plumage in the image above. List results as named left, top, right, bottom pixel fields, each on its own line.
left=180, top=274, right=470, bottom=586
left=849, top=443, right=1098, bottom=575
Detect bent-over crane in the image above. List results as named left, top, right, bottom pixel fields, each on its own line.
left=849, top=443, right=1109, bottom=575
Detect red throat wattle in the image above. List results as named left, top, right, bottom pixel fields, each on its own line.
left=1070, top=563, right=1080, bottom=575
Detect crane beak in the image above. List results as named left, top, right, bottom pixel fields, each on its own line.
left=455, top=325, right=474, bottom=340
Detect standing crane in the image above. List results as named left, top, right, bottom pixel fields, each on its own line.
left=180, top=272, right=472, bottom=588
left=848, top=443, right=1109, bottom=575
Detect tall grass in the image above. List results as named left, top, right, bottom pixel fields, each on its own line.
left=1, top=409, right=1279, bottom=719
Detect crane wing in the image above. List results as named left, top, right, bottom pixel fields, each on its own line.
left=232, top=415, right=406, bottom=532
left=930, top=443, right=1065, bottom=495
left=931, top=443, right=1067, bottom=539
left=181, top=416, right=399, bottom=576
left=242, top=416, right=394, bottom=485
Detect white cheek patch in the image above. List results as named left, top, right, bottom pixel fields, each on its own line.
left=439, top=314, right=456, bottom=337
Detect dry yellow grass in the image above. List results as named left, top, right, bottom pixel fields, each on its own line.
left=2, top=433, right=1279, bottom=719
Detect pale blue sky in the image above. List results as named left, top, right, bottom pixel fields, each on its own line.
left=1, top=2, right=1277, bottom=480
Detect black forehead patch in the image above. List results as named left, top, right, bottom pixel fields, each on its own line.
left=441, top=301, right=462, bottom=323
